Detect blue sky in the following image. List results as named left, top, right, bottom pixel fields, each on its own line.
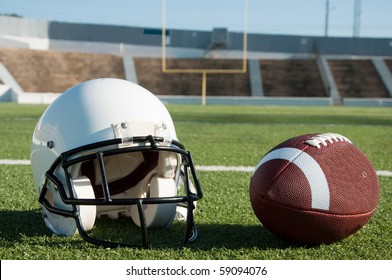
left=0, top=0, right=391, bottom=38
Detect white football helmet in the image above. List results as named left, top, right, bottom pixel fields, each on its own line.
left=31, top=78, right=202, bottom=248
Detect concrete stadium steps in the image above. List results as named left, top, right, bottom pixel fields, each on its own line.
left=0, top=47, right=125, bottom=93
left=260, top=59, right=326, bottom=97
left=328, top=59, right=389, bottom=98
left=385, top=59, right=392, bottom=73
left=134, top=57, right=250, bottom=96
left=135, top=57, right=203, bottom=96
left=0, top=46, right=391, bottom=104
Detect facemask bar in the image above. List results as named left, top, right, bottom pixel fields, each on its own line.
left=38, top=136, right=203, bottom=248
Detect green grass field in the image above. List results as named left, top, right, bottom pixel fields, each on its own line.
left=0, top=103, right=391, bottom=260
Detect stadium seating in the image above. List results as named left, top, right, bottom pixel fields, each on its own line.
left=329, top=59, right=389, bottom=98
left=0, top=46, right=391, bottom=103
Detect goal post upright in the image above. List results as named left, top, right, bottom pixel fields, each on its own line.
left=162, top=0, right=248, bottom=105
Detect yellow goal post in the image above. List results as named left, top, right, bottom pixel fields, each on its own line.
left=161, top=0, right=248, bottom=105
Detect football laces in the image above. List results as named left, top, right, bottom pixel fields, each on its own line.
left=305, top=133, right=352, bottom=148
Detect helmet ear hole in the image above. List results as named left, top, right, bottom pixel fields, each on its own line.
left=72, top=176, right=97, bottom=231
left=131, top=177, right=177, bottom=228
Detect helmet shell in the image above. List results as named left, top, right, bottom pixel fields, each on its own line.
left=31, top=78, right=176, bottom=191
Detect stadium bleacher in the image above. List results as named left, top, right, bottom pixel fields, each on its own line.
left=0, top=47, right=125, bottom=93
left=0, top=15, right=391, bottom=105
left=260, top=59, right=326, bottom=97
left=329, top=59, right=390, bottom=98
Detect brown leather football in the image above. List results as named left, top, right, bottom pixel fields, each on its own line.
left=250, top=133, right=379, bottom=244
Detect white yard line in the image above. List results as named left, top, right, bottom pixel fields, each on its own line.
left=0, top=159, right=31, bottom=165
left=196, top=165, right=255, bottom=172
left=1, top=159, right=391, bottom=177
left=197, top=165, right=392, bottom=177
left=376, top=170, right=392, bottom=177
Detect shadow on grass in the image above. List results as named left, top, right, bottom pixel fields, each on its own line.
left=0, top=210, right=308, bottom=250
left=0, top=209, right=50, bottom=241
left=190, top=223, right=305, bottom=250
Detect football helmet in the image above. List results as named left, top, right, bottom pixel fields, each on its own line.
left=31, top=78, right=202, bottom=248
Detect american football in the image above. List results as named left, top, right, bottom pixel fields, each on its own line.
left=249, top=132, right=380, bottom=244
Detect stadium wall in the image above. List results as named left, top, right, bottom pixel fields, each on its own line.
left=1, top=16, right=392, bottom=57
